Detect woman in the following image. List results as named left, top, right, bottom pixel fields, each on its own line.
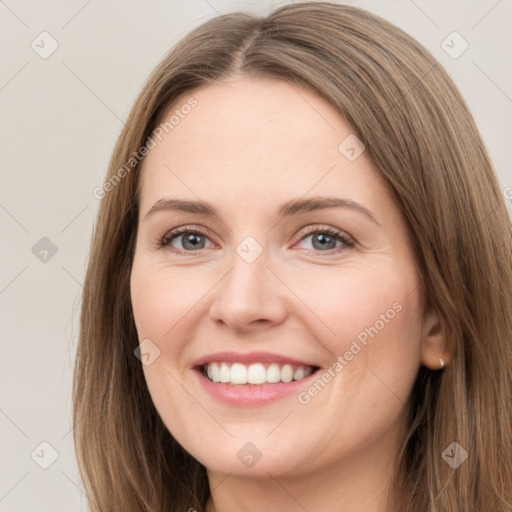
left=73, top=2, right=512, bottom=511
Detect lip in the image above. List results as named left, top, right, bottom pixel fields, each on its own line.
left=191, top=351, right=317, bottom=368
left=191, top=351, right=320, bottom=406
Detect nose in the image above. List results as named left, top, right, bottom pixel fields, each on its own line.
left=208, top=248, right=289, bottom=333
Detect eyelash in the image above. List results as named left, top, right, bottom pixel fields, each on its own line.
left=156, top=224, right=355, bottom=255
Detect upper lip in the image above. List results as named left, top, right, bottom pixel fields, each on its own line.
left=191, top=351, right=319, bottom=368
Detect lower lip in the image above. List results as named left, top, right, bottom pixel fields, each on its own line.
left=194, top=368, right=318, bottom=406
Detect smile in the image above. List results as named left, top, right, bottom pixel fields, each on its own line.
left=202, top=362, right=316, bottom=385
left=192, top=351, right=321, bottom=405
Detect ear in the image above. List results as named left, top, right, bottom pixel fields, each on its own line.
left=420, top=308, right=450, bottom=370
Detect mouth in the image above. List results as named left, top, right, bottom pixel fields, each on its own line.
left=192, top=353, right=322, bottom=406
left=199, top=361, right=320, bottom=385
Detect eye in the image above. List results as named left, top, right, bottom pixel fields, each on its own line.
left=156, top=224, right=354, bottom=255
left=294, top=226, right=354, bottom=254
left=158, top=226, right=214, bottom=253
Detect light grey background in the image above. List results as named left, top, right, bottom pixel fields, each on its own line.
left=1, top=1, right=510, bottom=510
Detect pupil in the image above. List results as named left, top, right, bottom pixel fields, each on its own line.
left=183, top=234, right=204, bottom=250
left=313, top=233, right=335, bottom=250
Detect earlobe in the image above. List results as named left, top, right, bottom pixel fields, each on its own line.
left=420, top=308, right=450, bottom=370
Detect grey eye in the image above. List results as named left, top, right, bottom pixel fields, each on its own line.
left=174, top=233, right=207, bottom=250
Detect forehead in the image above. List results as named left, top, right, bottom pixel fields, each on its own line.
left=138, top=77, right=387, bottom=217
left=150, top=77, right=348, bottom=159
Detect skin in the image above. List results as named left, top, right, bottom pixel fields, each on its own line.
left=129, top=76, right=448, bottom=512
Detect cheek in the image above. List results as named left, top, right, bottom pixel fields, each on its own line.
left=130, top=259, right=212, bottom=340
left=284, top=261, right=424, bottom=406
left=280, top=260, right=422, bottom=351
left=287, top=265, right=423, bottom=456
left=130, top=261, right=211, bottom=446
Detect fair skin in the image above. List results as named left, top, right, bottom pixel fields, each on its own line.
left=130, top=76, right=448, bottom=512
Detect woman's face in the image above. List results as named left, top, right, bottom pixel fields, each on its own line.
left=130, top=77, right=431, bottom=479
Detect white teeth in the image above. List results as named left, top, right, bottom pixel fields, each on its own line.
left=210, top=362, right=220, bottom=383
left=230, top=363, right=247, bottom=384
left=293, top=366, right=306, bottom=380
left=220, top=362, right=230, bottom=383
left=266, top=363, right=281, bottom=383
left=203, top=362, right=315, bottom=384
left=247, top=363, right=266, bottom=384
left=281, top=364, right=294, bottom=383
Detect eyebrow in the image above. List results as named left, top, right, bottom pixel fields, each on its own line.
left=144, top=196, right=380, bottom=225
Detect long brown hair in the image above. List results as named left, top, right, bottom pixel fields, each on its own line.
left=73, top=3, right=512, bottom=510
